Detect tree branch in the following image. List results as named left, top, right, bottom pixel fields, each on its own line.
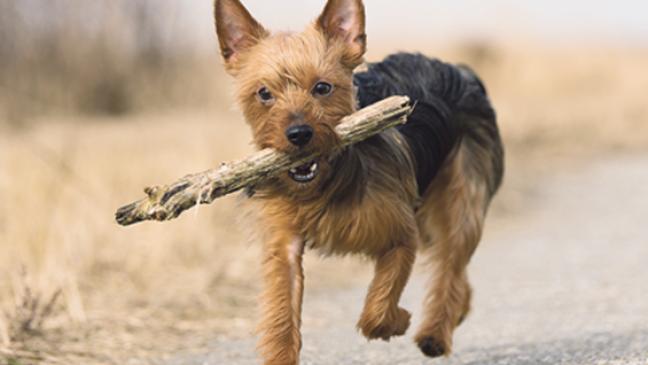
left=115, top=96, right=412, bottom=226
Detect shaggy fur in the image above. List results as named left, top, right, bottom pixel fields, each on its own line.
left=214, top=0, right=504, bottom=363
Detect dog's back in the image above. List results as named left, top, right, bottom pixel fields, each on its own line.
left=354, top=53, right=504, bottom=198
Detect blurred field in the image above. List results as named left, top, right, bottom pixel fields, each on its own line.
left=1, top=2, right=648, bottom=364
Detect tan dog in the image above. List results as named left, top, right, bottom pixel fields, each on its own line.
left=214, top=0, right=504, bottom=363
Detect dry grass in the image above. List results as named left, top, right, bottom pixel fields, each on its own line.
left=1, top=43, right=647, bottom=364
left=0, top=109, right=260, bottom=364
left=0, top=1, right=230, bottom=125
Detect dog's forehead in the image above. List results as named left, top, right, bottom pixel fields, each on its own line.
left=246, top=30, right=340, bottom=86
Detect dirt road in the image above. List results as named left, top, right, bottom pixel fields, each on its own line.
left=161, top=153, right=648, bottom=365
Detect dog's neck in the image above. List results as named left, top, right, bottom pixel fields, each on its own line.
left=319, top=145, right=368, bottom=204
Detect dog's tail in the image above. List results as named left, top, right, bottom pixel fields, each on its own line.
left=456, top=64, right=488, bottom=96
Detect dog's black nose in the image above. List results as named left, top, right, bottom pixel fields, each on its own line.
left=285, top=124, right=314, bottom=147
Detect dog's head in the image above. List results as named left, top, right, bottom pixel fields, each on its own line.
left=215, top=0, right=366, bottom=194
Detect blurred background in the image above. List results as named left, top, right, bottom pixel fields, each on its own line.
left=1, top=1, right=647, bottom=364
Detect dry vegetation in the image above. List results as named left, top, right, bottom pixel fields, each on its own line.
left=1, top=3, right=648, bottom=364
left=0, top=1, right=228, bottom=126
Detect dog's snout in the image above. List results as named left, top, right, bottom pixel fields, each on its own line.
left=285, top=124, right=314, bottom=147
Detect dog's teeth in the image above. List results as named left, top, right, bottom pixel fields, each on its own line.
left=288, top=162, right=318, bottom=182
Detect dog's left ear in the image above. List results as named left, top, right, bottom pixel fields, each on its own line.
left=316, top=0, right=366, bottom=68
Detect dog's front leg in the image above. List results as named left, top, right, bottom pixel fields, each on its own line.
left=257, top=227, right=305, bottom=365
left=357, top=238, right=417, bottom=341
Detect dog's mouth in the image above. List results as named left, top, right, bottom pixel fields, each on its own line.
left=288, top=160, right=319, bottom=183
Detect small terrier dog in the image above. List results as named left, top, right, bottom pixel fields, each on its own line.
left=214, top=0, right=504, bottom=363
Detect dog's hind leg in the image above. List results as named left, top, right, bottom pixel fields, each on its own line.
left=414, top=145, right=490, bottom=358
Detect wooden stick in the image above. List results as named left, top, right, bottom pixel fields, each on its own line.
left=115, top=96, right=412, bottom=226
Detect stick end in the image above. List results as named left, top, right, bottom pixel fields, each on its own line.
left=115, top=203, right=139, bottom=226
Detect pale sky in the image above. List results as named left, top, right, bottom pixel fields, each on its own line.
left=177, top=0, right=648, bottom=49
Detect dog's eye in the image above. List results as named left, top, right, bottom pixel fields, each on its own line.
left=312, top=81, right=333, bottom=97
left=256, top=87, right=275, bottom=105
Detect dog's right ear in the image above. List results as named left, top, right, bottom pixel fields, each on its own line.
left=316, top=0, right=366, bottom=68
left=214, top=0, right=268, bottom=72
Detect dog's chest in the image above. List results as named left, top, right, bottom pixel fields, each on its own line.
left=301, top=196, right=412, bottom=257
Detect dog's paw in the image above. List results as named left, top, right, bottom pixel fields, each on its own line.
left=357, top=307, right=411, bottom=341
left=415, top=334, right=449, bottom=358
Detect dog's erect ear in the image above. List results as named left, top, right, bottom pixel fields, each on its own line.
left=316, top=0, right=366, bottom=67
left=214, top=0, right=267, bottom=70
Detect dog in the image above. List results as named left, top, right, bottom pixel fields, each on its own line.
left=214, top=0, right=504, bottom=363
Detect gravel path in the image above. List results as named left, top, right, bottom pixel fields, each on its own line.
left=163, top=153, right=648, bottom=365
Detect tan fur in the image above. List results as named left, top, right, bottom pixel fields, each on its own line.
left=414, top=144, right=490, bottom=355
left=214, top=1, right=500, bottom=363
left=255, top=209, right=305, bottom=364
